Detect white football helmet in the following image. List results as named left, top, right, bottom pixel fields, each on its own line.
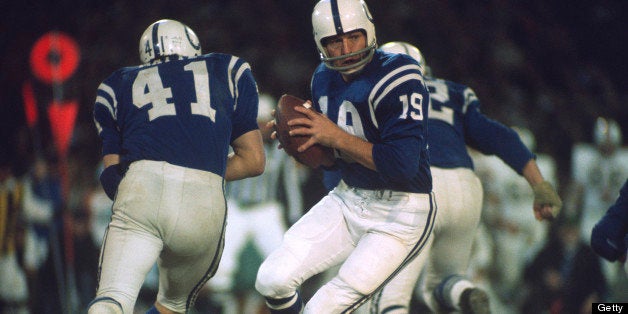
left=312, top=0, right=377, bottom=74
left=380, top=41, right=431, bottom=76
left=139, top=19, right=201, bottom=64
left=594, top=117, right=622, bottom=149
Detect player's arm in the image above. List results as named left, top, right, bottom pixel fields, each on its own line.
left=463, top=88, right=561, bottom=220
left=93, top=79, right=125, bottom=200
left=226, top=59, right=265, bottom=181
left=369, top=63, right=429, bottom=180
left=225, top=129, right=265, bottom=181
left=290, top=104, right=376, bottom=170
left=591, top=179, right=628, bottom=262
left=521, top=159, right=562, bottom=221
left=98, top=154, right=124, bottom=201
left=292, top=61, right=427, bottom=175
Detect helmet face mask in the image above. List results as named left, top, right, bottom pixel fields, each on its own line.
left=139, top=19, right=202, bottom=64
left=312, top=0, right=377, bottom=74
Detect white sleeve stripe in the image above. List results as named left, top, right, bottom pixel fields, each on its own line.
left=368, top=98, right=378, bottom=129
left=462, top=87, right=477, bottom=114
left=93, top=118, right=102, bottom=134
left=95, top=95, right=115, bottom=118
left=227, top=56, right=238, bottom=102
left=233, top=62, right=251, bottom=110
left=373, top=73, right=423, bottom=110
left=98, top=82, right=115, bottom=99
left=368, top=64, right=421, bottom=105
left=97, top=83, right=117, bottom=114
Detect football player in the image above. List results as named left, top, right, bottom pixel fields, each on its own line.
left=572, top=117, right=628, bottom=302
left=472, top=126, right=558, bottom=309
left=359, top=42, right=561, bottom=314
left=88, top=19, right=265, bottom=314
left=254, top=1, right=435, bottom=313
left=591, top=178, right=628, bottom=274
left=206, top=93, right=305, bottom=314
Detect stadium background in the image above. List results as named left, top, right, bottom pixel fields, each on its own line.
left=2, top=0, right=626, bottom=184
left=0, top=0, right=626, bottom=311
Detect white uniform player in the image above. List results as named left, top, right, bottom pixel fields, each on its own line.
left=571, top=117, right=628, bottom=302
left=255, top=1, right=435, bottom=313
left=207, top=94, right=304, bottom=314
left=472, top=127, right=558, bottom=309
left=89, top=19, right=265, bottom=314
left=572, top=118, right=628, bottom=241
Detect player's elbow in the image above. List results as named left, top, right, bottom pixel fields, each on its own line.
left=249, top=153, right=265, bottom=177
left=373, top=144, right=420, bottom=180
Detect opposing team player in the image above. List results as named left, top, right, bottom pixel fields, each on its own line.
left=572, top=118, right=627, bottom=242
left=361, top=42, right=561, bottom=313
left=571, top=117, right=628, bottom=301
left=472, top=126, right=559, bottom=309
left=89, top=19, right=265, bottom=314
left=254, top=1, right=435, bottom=313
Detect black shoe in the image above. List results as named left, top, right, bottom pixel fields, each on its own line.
left=460, top=288, right=490, bottom=314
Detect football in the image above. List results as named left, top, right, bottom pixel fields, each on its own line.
left=274, top=94, right=335, bottom=169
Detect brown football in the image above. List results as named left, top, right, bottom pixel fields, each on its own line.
left=274, top=94, right=335, bottom=169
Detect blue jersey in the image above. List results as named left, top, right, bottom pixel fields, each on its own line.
left=93, top=53, right=259, bottom=177
left=603, top=179, right=628, bottom=231
left=322, top=75, right=534, bottom=191
left=311, top=50, right=431, bottom=193
left=426, top=77, right=533, bottom=174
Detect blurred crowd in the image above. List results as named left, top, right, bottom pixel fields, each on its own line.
left=1, top=0, right=626, bottom=313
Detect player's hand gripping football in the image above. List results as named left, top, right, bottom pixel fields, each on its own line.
left=287, top=101, right=345, bottom=153
left=266, top=98, right=335, bottom=169
left=531, top=180, right=562, bottom=221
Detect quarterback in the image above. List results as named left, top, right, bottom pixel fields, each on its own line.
left=255, top=1, right=435, bottom=313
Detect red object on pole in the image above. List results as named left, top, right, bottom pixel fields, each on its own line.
left=29, top=32, right=80, bottom=85
left=47, top=100, right=78, bottom=158
left=22, top=81, right=39, bottom=128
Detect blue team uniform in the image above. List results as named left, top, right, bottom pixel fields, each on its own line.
left=256, top=49, right=437, bottom=313
left=365, top=73, right=537, bottom=312
left=93, top=53, right=259, bottom=177
left=591, top=178, right=628, bottom=261
left=323, top=74, right=534, bottom=191
left=91, top=52, right=261, bottom=313
left=426, top=77, right=534, bottom=171
left=312, top=50, right=432, bottom=193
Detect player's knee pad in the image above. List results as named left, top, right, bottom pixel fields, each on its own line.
left=433, top=274, right=473, bottom=311
left=255, top=261, right=293, bottom=298
left=87, top=297, right=123, bottom=314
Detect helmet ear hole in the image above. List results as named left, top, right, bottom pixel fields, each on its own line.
left=139, top=19, right=202, bottom=64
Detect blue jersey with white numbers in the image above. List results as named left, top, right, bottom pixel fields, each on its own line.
left=311, top=50, right=432, bottom=193
left=427, top=77, right=533, bottom=173
left=93, top=53, right=259, bottom=177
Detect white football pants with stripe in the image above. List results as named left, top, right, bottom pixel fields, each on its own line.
left=255, top=180, right=436, bottom=313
